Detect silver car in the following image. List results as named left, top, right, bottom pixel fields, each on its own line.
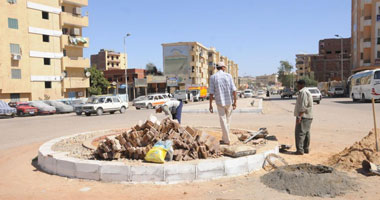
left=45, top=100, right=74, bottom=113
left=306, top=87, right=322, bottom=104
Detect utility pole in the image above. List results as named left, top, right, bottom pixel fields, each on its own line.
left=123, top=33, right=131, bottom=98
left=335, top=35, right=344, bottom=83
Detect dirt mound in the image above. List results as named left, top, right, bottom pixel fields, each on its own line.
left=261, top=163, right=357, bottom=197
left=327, top=130, right=380, bottom=171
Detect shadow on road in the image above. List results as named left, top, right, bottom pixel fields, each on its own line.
left=263, top=97, right=296, bottom=101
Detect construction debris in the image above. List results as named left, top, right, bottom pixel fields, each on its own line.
left=94, top=117, right=221, bottom=161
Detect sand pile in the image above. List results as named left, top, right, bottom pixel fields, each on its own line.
left=261, top=164, right=357, bottom=197
left=327, top=130, right=380, bottom=171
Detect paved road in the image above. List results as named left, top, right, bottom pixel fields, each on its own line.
left=0, top=96, right=378, bottom=151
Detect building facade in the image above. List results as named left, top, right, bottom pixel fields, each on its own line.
left=162, top=42, right=238, bottom=92
left=352, top=0, right=380, bottom=72
left=255, top=74, right=278, bottom=86
left=0, top=0, right=90, bottom=102
left=296, top=54, right=315, bottom=80
left=90, top=49, right=127, bottom=71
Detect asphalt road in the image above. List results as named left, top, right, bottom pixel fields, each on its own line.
left=0, top=96, right=378, bottom=151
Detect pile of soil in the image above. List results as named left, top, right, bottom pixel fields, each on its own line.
left=327, top=130, right=380, bottom=171
left=261, top=163, right=357, bottom=197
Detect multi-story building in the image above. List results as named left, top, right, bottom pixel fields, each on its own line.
left=295, top=54, right=315, bottom=80
left=0, top=0, right=90, bottom=101
left=311, top=38, right=351, bottom=82
left=255, top=74, right=278, bottom=86
left=162, top=42, right=239, bottom=92
left=352, top=0, right=380, bottom=72
left=238, top=76, right=256, bottom=89
left=90, top=49, right=127, bottom=71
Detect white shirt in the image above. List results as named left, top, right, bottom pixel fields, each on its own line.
left=294, top=87, right=313, bottom=119
left=162, top=99, right=180, bottom=116
left=209, top=70, right=237, bottom=106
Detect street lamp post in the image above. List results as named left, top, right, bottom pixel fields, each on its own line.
left=123, top=33, right=131, bottom=98
left=335, top=34, right=344, bottom=83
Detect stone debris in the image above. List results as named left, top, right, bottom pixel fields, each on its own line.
left=94, top=117, right=221, bottom=161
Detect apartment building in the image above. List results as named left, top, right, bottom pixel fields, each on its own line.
left=295, top=54, right=315, bottom=80
left=90, top=49, right=127, bottom=71
left=162, top=42, right=239, bottom=92
left=352, top=0, right=380, bottom=72
left=0, top=0, right=90, bottom=102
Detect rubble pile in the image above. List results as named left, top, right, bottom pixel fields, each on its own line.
left=94, top=117, right=221, bottom=161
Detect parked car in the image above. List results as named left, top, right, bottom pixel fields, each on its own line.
left=134, top=94, right=170, bottom=109
left=328, top=87, right=344, bottom=97
left=257, top=90, right=265, bottom=96
left=29, top=101, right=56, bottom=114
left=132, top=96, right=147, bottom=106
left=15, top=102, right=38, bottom=116
left=0, top=100, right=16, bottom=118
left=306, top=87, right=322, bottom=104
left=244, top=89, right=254, bottom=98
left=45, top=100, right=74, bottom=113
left=281, top=88, right=294, bottom=99
left=80, top=96, right=128, bottom=116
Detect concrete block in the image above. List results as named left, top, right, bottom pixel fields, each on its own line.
left=56, top=157, right=76, bottom=178
left=224, top=157, right=248, bottom=176
left=196, top=160, right=225, bottom=180
left=100, top=163, right=130, bottom=182
left=75, top=161, right=100, bottom=180
left=130, top=165, right=164, bottom=183
left=247, top=153, right=265, bottom=172
left=41, top=155, right=56, bottom=174
left=164, top=164, right=196, bottom=183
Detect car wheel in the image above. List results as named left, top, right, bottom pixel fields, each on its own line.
left=110, top=111, right=115, bottom=114
left=352, top=94, right=358, bottom=102
left=96, top=108, right=103, bottom=116
left=85, top=113, right=91, bottom=116
left=120, top=106, right=126, bottom=113
left=362, top=94, right=366, bottom=103
left=317, top=101, right=320, bottom=104
left=136, top=107, right=141, bottom=110
left=17, top=111, right=24, bottom=117
left=11, top=113, right=15, bottom=118
left=147, top=104, right=153, bottom=109
left=290, top=96, right=293, bottom=99
left=76, top=112, right=82, bottom=116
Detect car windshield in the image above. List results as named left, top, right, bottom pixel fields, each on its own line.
left=335, top=88, right=343, bottom=91
left=19, top=103, right=29, bottom=106
left=244, top=91, right=251, bottom=93
left=308, top=89, right=320, bottom=94
left=190, top=91, right=198, bottom=95
left=87, top=97, right=105, bottom=104
left=148, top=96, right=154, bottom=100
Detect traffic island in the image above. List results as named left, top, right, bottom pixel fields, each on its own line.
left=38, top=118, right=278, bottom=184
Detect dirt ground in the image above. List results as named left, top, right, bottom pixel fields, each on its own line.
left=1, top=97, right=380, bottom=200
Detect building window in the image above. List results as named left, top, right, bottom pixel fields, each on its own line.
left=361, top=53, right=364, bottom=59
left=10, top=43, right=20, bottom=54
left=10, top=93, right=20, bottom=102
left=45, top=81, right=52, bottom=89
left=335, top=51, right=341, bottom=54
left=42, top=35, right=49, bottom=42
left=192, top=56, right=195, bottom=62
left=42, top=11, right=49, bottom=20
left=377, top=38, right=380, bottom=45
left=192, top=66, right=195, bottom=73
left=326, top=51, right=332, bottom=54
left=62, top=28, right=68, bottom=35
left=8, top=18, right=18, bottom=29
left=377, top=51, right=380, bottom=58
left=11, top=69, right=21, bottom=79
left=7, top=0, right=17, bottom=4
left=63, top=49, right=66, bottom=56
left=61, top=6, right=65, bottom=12
left=44, top=58, right=51, bottom=65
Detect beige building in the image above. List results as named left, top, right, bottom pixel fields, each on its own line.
left=0, top=0, right=89, bottom=102
left=295, top=54, right=315, bottom=80
left=255, top=74, right=278, bottom=86
left=90, top=49, right=127, bottom=71
left=351, top=0, right=380, bottom=72
left=162, top=42, right=238, bottom=91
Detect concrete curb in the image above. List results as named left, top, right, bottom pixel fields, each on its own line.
left=182, top=99, right=263, bottom=114
left=38, top=128, right=278, bottom=184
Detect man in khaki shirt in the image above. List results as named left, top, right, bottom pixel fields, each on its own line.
left=294, top=80, right=313, bottom=155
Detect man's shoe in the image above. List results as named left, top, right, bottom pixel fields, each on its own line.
left=219, top=140, right=230, bottom=145
left=304, top=150, right=309, bottom=154
left=295, top=151, right=304, bottom=155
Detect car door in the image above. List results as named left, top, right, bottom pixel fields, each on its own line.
left=112, top=97, right=122, bottom=110
left=104, top=97, right=113, bottom=111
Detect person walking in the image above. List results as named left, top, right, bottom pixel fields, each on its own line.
left=209, top=62, right=237, bottom=145
left=156, top=99, right=183, bottom=123
left=294, top=80, right=313, bottom=155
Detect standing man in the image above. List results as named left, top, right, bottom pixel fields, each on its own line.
left=156, top=99, right=183, bottom=123
left=209, top=62, right=237, bottom=145
left=294, top=80, right=313, bottom=155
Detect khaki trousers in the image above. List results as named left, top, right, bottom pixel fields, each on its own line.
left=216, top=104, right=233, bottom=143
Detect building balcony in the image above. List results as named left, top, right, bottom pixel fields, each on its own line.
left=107, top=59, right=121, bottom=63
left=60, top=12, right=88, bottom=27
left=61, top=0, right=88, bottom=6
left=61, top=35, right=89, bottom=48
left=62, top=57, right=90, bottom=69
left=364, top=17, right=372, bottom=26
left=64, top=77, right=90, bottom=89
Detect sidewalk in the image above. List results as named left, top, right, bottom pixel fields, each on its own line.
left=182, top=97, right=263, bottom=113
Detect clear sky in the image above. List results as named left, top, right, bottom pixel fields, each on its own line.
left=83, top=0, right=351, bottom=77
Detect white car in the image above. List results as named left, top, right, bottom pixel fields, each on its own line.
left=134, top=94, right=170, bottom=109
left=244, top=89, right=254, bottom=98
left=306, top=87, right=322, bottom=104
left=80, top=96, right=128, bottom=116
left=257, top=90, right=265, bottom=96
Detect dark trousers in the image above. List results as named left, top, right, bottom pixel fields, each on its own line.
left=173, top=101, right=183, bottom=124
left=295, top=118, right=312, bottom=153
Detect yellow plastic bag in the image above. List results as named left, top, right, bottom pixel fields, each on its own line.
left=144, top=147, right=167, bottom=163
